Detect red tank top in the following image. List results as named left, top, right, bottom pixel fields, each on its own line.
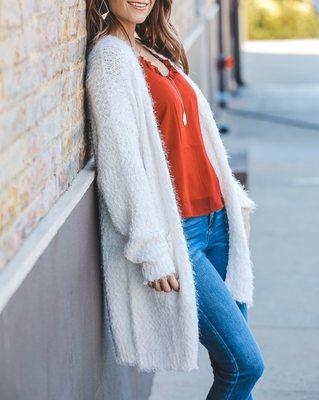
left=139, top=54, right=224, bottom=218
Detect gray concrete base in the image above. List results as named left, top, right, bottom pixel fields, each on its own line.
left=0, top=184, right=104, bottom=400
left=0, top=181, right=154, bottom=400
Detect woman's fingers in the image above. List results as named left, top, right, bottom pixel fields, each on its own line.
left=160, top=278, right=172, bottom=292
left=148, top=274, right=180, bottom=292
left=153, top=280, right=162, bottom=292
left=167, top=274, right=180, bottom=292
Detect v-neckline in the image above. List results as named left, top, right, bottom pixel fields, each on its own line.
left=136, top=41, right=177, bottom=78
left=139, top=55, right=168, bottom=78
left=139, top=55, right=178, bottom=80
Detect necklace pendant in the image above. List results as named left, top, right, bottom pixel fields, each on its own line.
left=182, top=111, right=187, bottom=126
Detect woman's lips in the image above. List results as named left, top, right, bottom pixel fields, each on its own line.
left=127, top=1, right=149, bottom=12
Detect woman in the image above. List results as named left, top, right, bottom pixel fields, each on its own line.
left=85, top=0, right=265, bottom=399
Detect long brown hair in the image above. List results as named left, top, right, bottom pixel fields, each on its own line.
left=86, top=0, right=189, bottom=74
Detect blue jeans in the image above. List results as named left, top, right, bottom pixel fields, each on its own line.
left=182, top=207, right=264, bottom=400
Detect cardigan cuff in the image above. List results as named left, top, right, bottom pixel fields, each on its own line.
left=141, top=253, right=176, bottom=283
left=233, top=178, right=256, bottom=212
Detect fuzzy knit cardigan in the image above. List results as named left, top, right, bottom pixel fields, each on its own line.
left=85, top=34, right=256, bottom=372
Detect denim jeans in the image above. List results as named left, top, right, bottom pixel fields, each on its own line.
left=182, top=207, right=264, bottom=400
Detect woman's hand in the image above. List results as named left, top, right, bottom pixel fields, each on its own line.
left=148, top=273, right=180, bottom=292
left=242, top=207, right=251, bottom=244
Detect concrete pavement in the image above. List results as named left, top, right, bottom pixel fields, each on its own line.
left=149, top=40, right=319, bottom=400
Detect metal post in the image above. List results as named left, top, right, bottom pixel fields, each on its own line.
left=216, top=0, right=227, bottom=108
left=231, top=0, right=244, bottom=86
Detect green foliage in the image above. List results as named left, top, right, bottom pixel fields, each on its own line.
left=245, top=0, right=319, bottom=40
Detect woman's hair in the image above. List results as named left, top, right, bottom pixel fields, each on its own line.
left=86, top=0, right=189, bottom=74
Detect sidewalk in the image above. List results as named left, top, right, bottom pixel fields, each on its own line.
left=150, top=40, right=319, bottom=400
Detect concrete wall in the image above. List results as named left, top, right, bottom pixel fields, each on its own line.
left=0, top=177, right=154, bottom=400
left=0, top=182, right=103, bottom=400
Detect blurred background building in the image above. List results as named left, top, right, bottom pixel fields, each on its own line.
left=1, top=1, right=319, bottom=399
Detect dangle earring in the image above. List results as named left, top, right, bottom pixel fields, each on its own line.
left=102, top=2, right=110, bottom=19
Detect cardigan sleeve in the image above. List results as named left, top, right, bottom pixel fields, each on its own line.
left=86, top=43, right=176, bottom=282
left=231, top=176, right=256, bottom=211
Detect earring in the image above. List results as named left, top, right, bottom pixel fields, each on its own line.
left=102, top=3, right=109, bottom=19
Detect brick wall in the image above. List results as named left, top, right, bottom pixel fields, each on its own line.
left=0, top=0, right=205, bottom=270
left=0, top=0, right=87, bottom=269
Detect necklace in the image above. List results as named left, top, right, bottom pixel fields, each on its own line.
left=134, top=40, right=188, bottom=127
left=167, top=75, right=188, bottom=127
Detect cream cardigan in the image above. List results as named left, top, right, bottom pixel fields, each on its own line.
left=85, top=34, right=256, bottom=372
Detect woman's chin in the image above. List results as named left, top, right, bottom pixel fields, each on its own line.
left=135, top=16, right=148, bottom=24
left=126, top=15, right=148, bottom=24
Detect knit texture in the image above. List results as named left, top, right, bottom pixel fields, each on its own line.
left=85, top=34, right=256, bottom=372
